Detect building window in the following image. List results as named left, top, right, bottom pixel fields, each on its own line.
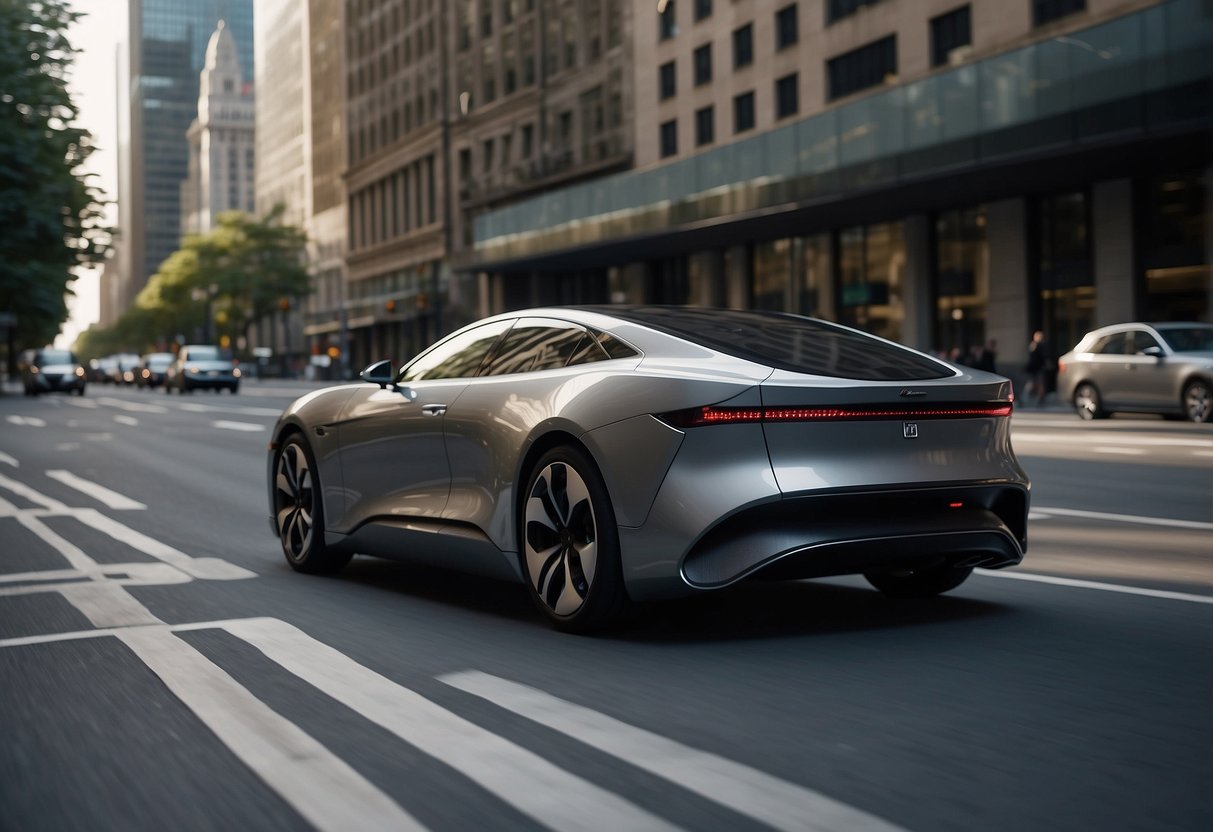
left=1033, top=0, right=1086, bottom=27
left=934, top=206, right=989, bottom=360
left=1038, top=191, right=1094, bottom=352
left=694, top=0, right=712, bottom=21
left=775, top=73, right=798, bottom=119
left=481, top=0, right=493, bottom=36
left=827, top=35, right=896, bottom=101
left=659, top=119, right=678, bottom=158
left=659, top=0, right=677, bottom=40
left=659, top=60, right=677, bottom=100
left=733, top=90, right=755, bottom=133
left=732, top=23, right=753, bottom=69
left=827, top=0, right=883, bottom=25
left=693, top=43, right=712, bottom=86
left=521, top=123, right=534, bottom=157
left=1140, top=172, right=1210, bottom=322
left=775, top=4, right=798, bottom=50
left=930, top=6, right=971, bottom=68
left=837, top=221, right=906, bottom=343
left=695, top=105, right=714, bottom=146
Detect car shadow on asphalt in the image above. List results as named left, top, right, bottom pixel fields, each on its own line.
left=331, top=557, right=1010, bottom=642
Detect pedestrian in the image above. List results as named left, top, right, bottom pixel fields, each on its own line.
left=1025, top=330, right=1051, bottom=407
left=972, top=338, right=997, bottom=373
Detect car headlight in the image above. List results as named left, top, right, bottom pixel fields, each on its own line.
left=76, top=367, right=85, bottom=377
left=186, top=366, right=199, bottom=374
left=233, top=368, right=242, bottom=378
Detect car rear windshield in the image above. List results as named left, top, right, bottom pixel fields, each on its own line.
left=186, top=346, right=220, bottom=360
left=1157, top=326, right=1213, bottom=353
left=39, top=350, right=74, bottom=364
left=587, top=306, right=952, bottom=380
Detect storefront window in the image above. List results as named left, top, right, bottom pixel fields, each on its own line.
left=1039, top=191, right=1095, bottom=352
left=753, top=239, right=792, bottom=310
left=1140, top=171, right=1210, bottom=322
left=837, top=221, right=905, bottom=342
left=934, top=206, right=989, bottom=359
left=796, top=234, right=831, bottom=317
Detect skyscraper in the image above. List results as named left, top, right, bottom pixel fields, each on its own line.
left=109, top=0, right=254, bottom=322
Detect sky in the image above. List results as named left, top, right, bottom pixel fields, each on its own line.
left=58, top=0, right=128, bottom=348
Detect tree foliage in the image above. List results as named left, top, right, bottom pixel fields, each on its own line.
left=77, top=207, right=310, bottom=358
left=0, top=0, right=108, bottom=348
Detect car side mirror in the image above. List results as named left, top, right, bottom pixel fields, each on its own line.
left=359, top=359, right=395, bottom=388
left=1140, top=346, right=1164, bottom=359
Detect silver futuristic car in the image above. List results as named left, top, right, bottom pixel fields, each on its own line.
left=1056, top=322, right=1213, bottom=422
left=268, top=307, right=1029, bottom=631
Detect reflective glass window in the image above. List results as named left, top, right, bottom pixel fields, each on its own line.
left=481, top=319, right=588, bottom=375
left=400, top=320, right=512, bottom=381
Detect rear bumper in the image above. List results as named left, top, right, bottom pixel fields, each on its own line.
left=679, top=483, right=1027, bottom=589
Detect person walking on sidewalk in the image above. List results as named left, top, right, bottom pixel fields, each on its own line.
left=1025, top=330, right=1051, bottom=407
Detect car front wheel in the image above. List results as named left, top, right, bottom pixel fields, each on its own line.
left=273, top=434, right=351, bottom=574
left=864, top=564, right=974, bottom=598
left=1183, top=380, right=1212, bottom=423
left=1073, top=382, right=1106, bottom=420
left=521, top=446, right=628, bottom=633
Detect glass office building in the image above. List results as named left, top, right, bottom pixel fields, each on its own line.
left=114, top=0, right=254, bottom=318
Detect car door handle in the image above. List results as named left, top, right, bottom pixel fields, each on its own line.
left=421, top=404, right=447, bottom=416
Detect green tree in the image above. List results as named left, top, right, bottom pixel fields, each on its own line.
left=78, top=206, right=309, bottom=356
left=0, top=0, right=108, bottom=352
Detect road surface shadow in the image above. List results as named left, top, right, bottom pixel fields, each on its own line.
left=331, top=557, right=1010, bottom=642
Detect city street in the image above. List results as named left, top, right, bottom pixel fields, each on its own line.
left=1, top=382, right=1209, bottom=832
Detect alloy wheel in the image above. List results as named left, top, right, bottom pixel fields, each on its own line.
left=1184, top=381, right=1211, bottom=423
left=1074, top=383, right=1101, bottom=420
left=274, top=442, right=315, bottom=560
left=524, top=461, right=598, bottom=617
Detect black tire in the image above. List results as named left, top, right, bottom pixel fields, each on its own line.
left=1072, top=382, right=1107, bottom=420
left=864, top=564, right=974, bottom=598
left=230, top=384, right=239, bottom=394
left=520, top=445, right=628, bottom=633
left=273, top=434, right=351, bottom=574
left=1182, top=380, right=1211, bottom=423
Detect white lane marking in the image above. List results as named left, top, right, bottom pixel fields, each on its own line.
left=0, top=451, right=17, bottom=467
left=67, top=398, right=99, bottom=408
left=6, top=415, right=47, bottom=427
left=1196, top=450, right=1213, bottom=458
left=59, top=582, right=164, bottom=626
left=976, top=570, right=1213, bottom=605
left=117, top=627, right=426, bottom=832
left=73, top=508, right=255, bottom=580
left=225, top=617, right=678, bottom=832
left=55, top=443, right=82, bottom=452
left=1012, top=432, right=1213, bottom=448
left=213, top=420, right=266, bottom=433
left=95, top=397, right=168, bottom=414
left=176, top=402, right=282, bottom=417
left=1032, top=505, right=1213, bottom=531
left=0, top=563, right=189, bottom=588
left=45, top=470, right=147, bottom=510
left=12, top=513, right=100, bottom=572
left=1028, top=511, right=1054, bottom=521
left=1092, top=446, right=1147, bottom=456
left=114, top=415, right=139, bottom=427
left=441, top=670, right=907, bottom=832
left=0, top=472, right=70, bottom=512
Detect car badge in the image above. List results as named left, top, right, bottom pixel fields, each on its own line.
left=903, top=422, right=919, bottom=439
left=899, top=389, right=926, bottom=397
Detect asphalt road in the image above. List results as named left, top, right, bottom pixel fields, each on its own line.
left=1, top=381, right=1209, bottom=832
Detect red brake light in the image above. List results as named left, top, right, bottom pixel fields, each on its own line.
left=658, top=402, right=1013, bottom=428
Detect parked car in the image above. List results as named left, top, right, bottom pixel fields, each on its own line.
left=166, top=344, right=241, bottom=393
left=1056, top=322, right=1213, bottom=422
left=267, top=306, right=1029, bottom=632
left=20, top=347, right=87, bottom=396
left=135, top=352, right=175, bottom=389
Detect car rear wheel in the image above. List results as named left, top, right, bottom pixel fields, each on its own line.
left=1073, top=382, right=1106, bottom=420
left=1183, top=380, right=1211, bottom=423
left=864, top=564, right=973, bottom=598
left=274, top=434, right=351, bottom=574
left=521, top=446, right=628, bottom=633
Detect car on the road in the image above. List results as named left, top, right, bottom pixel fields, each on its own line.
left=135, top=352, right=175, bottom=389
left=19, top=347, right=87, bottom=396
left=1056, top=322, right=1213, bottom=422
left=165, top=344, right=241, bottom=394
left=267, top=306, right=1029, bottom=631
left=103, top=353, right=141, bottom=385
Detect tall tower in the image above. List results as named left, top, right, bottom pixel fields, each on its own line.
left=108, top=0, right=254, bottom=324
left=181, top=21, right=256, bottom=235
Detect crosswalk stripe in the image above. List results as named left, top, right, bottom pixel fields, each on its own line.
left=118, top=627, right=426, bottom=832
left=46, top=470, right=146, bottom=510
left=224, top=617, right=679, bottom=832
left=441, top=670, right=908, bottom=832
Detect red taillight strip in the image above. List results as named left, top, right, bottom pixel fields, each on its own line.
left=662, top=403, right=1012, bottom=427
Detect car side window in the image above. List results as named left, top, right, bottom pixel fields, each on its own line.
left=1130, top=331, right=1162, bottom=354
left=1090, top=333, right=1125, bottom=355
left=480, top=319, right=588, bottom=376
left=400, top=320, right=512, bottom=382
